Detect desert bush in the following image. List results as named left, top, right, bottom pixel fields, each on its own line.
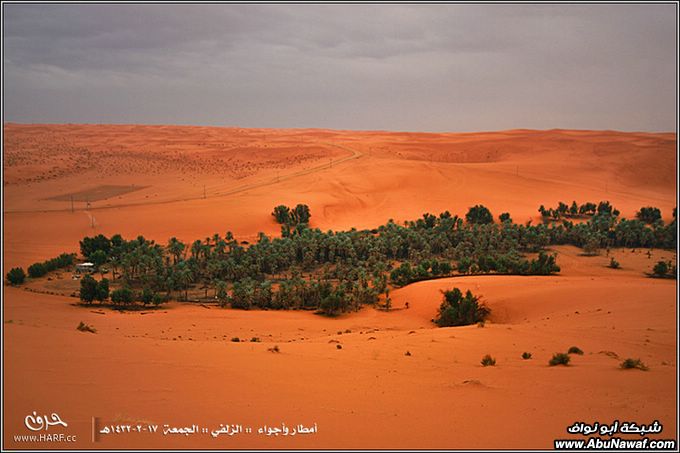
left=76, top=321, right=96, bottom=333
left=608, top=257, right=620, bottom=269
left=268, top=345, right=280, bottom=353
left=319, top=293, right=347, bottom=316
left=620, top=358, right=648, bottom=371
left=110, top=287, right=134, bottom=305
left=549, top=352, right=571, bottom=366
left=27, top=262, right=47, bottom=278
left=140, top=287, right=155, bottom=305
left=79, top=274, right=98, bottom=304
left=653, top=260, right=668, bottom=276
left=152, top=293, right=164, bottom=306
left=28, top=253, right=76, bottom=278
left=95, top=279, right=109, bottom=303
left=568, top=346, right=584, bottom=355
left=231, top=337, right=240, bottom=342
left=481, top=354, right=496, bottom=366
left=435, top=288, right=489, bottom=327
left=522, top=352, right=532, bottom=360
left=582, top=237, right=600, bottom=256
left=6, top=267, right=26, bottom=285
left=651, top=260, right=676, bottom=279
left=528, top=252, right=561, bottom=275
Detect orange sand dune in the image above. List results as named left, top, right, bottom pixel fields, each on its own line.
left=3, top=125, right=676, bottom=269
left=2, top=124, right=677, bottom=449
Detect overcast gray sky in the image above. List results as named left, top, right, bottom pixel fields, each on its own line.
left=2, top=3, right=677, bottom=132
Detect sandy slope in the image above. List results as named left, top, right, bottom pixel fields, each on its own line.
left=2, top=124, right=677, bottom=449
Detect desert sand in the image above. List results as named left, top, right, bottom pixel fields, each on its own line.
left=2, top=124, right=677, bottom=449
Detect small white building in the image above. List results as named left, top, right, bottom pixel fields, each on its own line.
left=76, top=262, right=95, bottom=273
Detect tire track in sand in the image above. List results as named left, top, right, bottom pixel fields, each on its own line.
left=5, top=142, right=363, bottom=214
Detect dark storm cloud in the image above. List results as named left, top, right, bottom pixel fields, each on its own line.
left=2, top=3, right=676, bottom=131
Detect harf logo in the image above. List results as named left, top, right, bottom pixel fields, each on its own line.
left=13, top=411, right=76, bottom=444
left=24, top=411, right=68, bottom=431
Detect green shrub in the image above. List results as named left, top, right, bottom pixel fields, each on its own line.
left=620, top=358, right=648, bottom=371
left=79, top=274, right=98, bottom=304
left=111, top=287, right=134, bottom=305
left=319, top=293, right=346, bottom=316
left=140, top=287, right=154, bottom=305
left=27, top=262, right=47, bottom=278
left=653, top=260, right=668, bottom=276
left=28, top=253, right=76, bottom=278
left=95, top=279, right=109, bottom=302
left=549, top=352, right=571, bottom=366
left=435, top=288, right=489, bottom=327
left=522, top=352, right=532, bottom=360
left=152, top=293, right=164, bottom=306
left=582, top=237, right=600, bottom=256
left=6, top=267, right=26, bottom=285
left=608, top=258, right=620, bottom=269
left=651, top=260, right=675, bottom=278
left=481, top=354, right=496, bottom=366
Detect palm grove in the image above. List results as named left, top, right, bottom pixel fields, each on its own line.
left=6, top=202, right=676, bottom=319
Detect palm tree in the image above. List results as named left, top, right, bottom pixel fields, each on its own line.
left=191, top=239, right=203, bottom=260
left=215, top=280, right=229, bottom=306
left=167, top=237, right=186, bottom=265
left=175, top=264, right=194, bottom=301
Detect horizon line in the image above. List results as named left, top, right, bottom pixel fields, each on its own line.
left=3, top=121, right=677, bottom=136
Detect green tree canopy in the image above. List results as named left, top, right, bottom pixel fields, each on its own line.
left=465, top=205, right=493, bottom=224
left=80, top=274, right=98, bottom=304
left=6, top=267, right=26, bottom=285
